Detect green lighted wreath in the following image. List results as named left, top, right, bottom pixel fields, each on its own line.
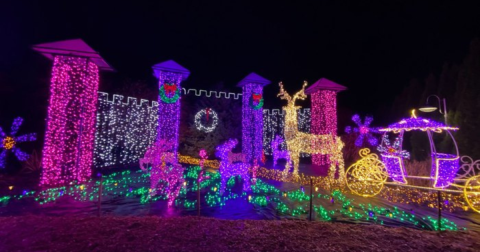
left=249, top=96, right=264, bottom=110
left=159, top=83, right=180, bottom=103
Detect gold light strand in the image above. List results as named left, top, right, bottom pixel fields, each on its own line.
left=277, top=82, right=345, bottom=185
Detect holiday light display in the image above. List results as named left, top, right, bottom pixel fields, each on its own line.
left=0, top=117, right=37, bottom=168
left=345, top=114, right=381, bottom=147
left=305, top=78, right=346, bottom=167
left=40, top=56, right=100, bottom=185
left=381, top=154, right=408, bottom=184
left=139, top=139, right=184, bottom=206
left=379, top=113, right=459, bottom=133
left=262, top=108, right=311, bottom=157
left=33, top=39, right=113, bottom=185
left=153, top=60, right=190, bottom=156
left=379, top=111, right=460, bottom=188
left=464, top=175, right=480, bottom=213
left=159, top=82, right=181, bottom=103
left=215, top=139, right=251, bottom=194
left=195, top=108, right=218, bottom=133
left=0, top=167, right=462, bottom=230
left=277, top=82, right=345, bottom=184
left=377, top=134, right=410, bottom=159
left=346, top=148, right=388, bottom=197
left=94, top=92, right=313, bottom=168
left=94, top=93, right=158, bottom=167
left=271, top=135, right=291, bottom=167
left=178, top=154, right=220, bottom=168
left=238, top=73, right=271, bottom=163
left=249, top=93, right=264, bottom=110
left=181, top=88, right=242, bottom=99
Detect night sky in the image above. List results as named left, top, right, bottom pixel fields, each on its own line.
left=1, top=1, right=480, bottom=132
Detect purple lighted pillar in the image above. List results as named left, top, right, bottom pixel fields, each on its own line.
left=152, top=60, right=190, bottom=155
left=33, top=39, right=113, bottom=185
left=305, top=78, right=346, bottom=173
left=237, top=73, right=271, bottom=163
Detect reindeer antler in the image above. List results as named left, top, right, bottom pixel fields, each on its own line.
left=277, top=82, right=292, bottom=102
left=292, top=81, right=308, bottom=103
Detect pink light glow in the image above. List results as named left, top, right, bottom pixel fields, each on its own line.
left=41, top=56, right=99, bottom=185
left=311, top=90, right=337, bottom=167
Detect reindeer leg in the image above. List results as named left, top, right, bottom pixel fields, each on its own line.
left=220, top=175, right=227, bottom=195
left=292, top=152, right=300, bottom=175
left=242, top=173, right=251, bottom=191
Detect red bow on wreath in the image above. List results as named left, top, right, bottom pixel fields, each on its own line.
left=164, top=83, right=177, bottom=95
left=252, top=93, right=262, bottom=103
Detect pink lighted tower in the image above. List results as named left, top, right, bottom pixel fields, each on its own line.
left=305, top=78, right=346, bottom=172
left=34, top=39, right=113, bottom=185
left=152, top=60, right=190, bottom=155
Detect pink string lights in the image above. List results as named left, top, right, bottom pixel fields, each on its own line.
left=305, top=78, right=346, bottom=170
left=40, top=56, right=99, bottom=185
left=139, top=139, right=184, bottom=207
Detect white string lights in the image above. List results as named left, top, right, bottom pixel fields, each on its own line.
left=94, top=92, right=158, bottom=168
left=94, top=92, right=313, bottom=167
left=194, top=108, right=218, bottom=133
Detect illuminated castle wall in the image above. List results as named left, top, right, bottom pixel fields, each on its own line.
left=94, top=92, right=158, bottom=167
left=93, top=89, right=312, bottom=168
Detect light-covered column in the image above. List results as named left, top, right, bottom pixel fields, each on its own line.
left=237, top=73, right=270, bottom=163
left=152, top=60, right=190, bottom=156
left=34, top=39, right=113, bottom=185
left=305, top=78, right=346, bottom=171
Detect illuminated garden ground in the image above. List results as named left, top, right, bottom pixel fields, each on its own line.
left=1, top=163, right=479, bottom=232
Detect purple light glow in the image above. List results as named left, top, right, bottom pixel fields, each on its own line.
left=377, top=134, right=410, bottom=159
left=379, top=117, right=459, bottom=133
left=139, top=139, right=184, bottom=207
left=153, top=60, right=190, bottom=157
left=271, top=135, right=291, bottom=167
left=216, top=139, right=251, bottom=194
left=238, top=73, right=270, bottom=164
left=0, top=117, right=37, bottom=168
left=431, top=153, right=460, bottom=188
left=381, top=154, right=407, bottom=184
left=345, top=114, right=380, bottom=147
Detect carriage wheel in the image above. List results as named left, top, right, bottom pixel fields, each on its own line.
left=346, top=149, right=388, bottom=197
left=464, top=175, right=480, bottom=213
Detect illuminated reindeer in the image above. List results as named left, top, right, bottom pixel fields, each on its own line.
left=215, top=138, right=251, bottom=194
left=271, top=135, right=292, bottom=168
left=278, top=82, right=345, bottom=182
left=139, top=139, right=184, bottom=207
